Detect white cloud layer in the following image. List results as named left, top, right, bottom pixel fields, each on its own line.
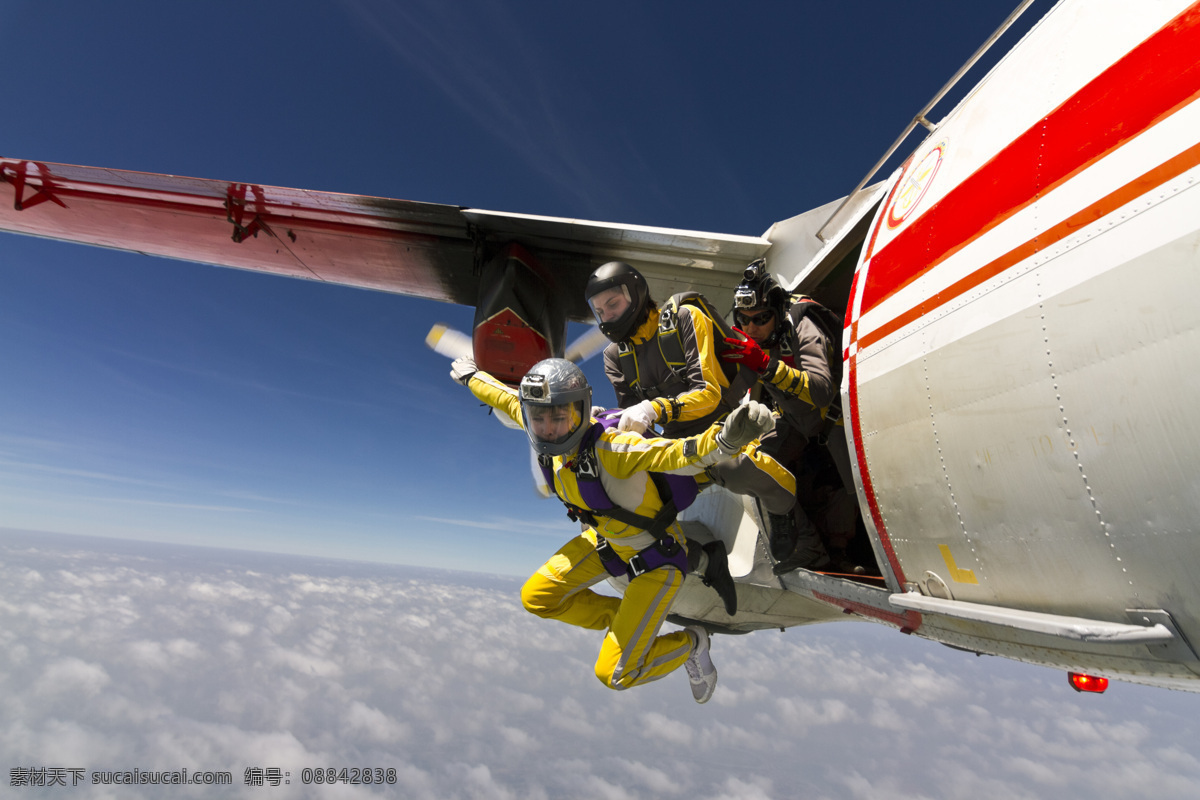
left=2, top=530, right=1199, bottom=799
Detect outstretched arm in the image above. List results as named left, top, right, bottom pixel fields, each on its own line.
left=598, top=401, right=775, bottom=478
left=450, top=357, right=525, bottom=430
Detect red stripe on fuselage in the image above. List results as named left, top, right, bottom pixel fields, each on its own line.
left=860, top=2, right=1200, bottom=317
left=861, top=140, right=1200, bottom=349
left=848, top=349, right=910, bottom=587
left=846, top=253, right=911, bottom=588
left=844, top=3, right=1200, bottom=593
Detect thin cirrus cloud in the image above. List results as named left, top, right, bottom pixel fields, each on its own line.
left=338, top=0, right=636, bottom=219
left=415, top=515, right=567, bottom=536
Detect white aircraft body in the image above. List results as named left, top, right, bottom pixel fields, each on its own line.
left=3, top=0, right=1199, bottom=692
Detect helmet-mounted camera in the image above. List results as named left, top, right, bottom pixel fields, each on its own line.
left=520, top=374, right=549, bottom=402
left=733, top=259, right=778, bottom=311
left=742, top=258, right=767, bottom=283
left=733, top=285, right=762, bottom=310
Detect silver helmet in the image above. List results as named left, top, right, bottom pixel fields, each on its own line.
left=519, top=358, right=593, bottom=456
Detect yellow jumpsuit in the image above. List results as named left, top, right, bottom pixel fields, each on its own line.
left=469, top=370, right=735, bottom=690
left=604, top=307, right=797, bottom=515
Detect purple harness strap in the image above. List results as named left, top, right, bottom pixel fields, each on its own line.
left=539, top=410, right=699, bottom=579
left=596, top=535, right=688, bottom=579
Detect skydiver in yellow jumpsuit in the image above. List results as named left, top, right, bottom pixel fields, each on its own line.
left=583, top=262, right=805, bottom=569
left=449, top=355, right=774, bottom=703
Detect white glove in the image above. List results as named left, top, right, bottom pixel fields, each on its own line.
left=716, top=401, right=775, bottom=454
left=450, top=356, right=478, bottom=386
left=618, top=399, right=658, bottom=434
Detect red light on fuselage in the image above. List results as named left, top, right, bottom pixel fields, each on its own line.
left=1068, top=672, right=1109, bottom=693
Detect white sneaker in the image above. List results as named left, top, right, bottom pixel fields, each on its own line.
left=683, top=626, right=717, bottom=704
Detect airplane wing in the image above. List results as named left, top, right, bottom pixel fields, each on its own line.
left=0, top=159, right=769, bottom=322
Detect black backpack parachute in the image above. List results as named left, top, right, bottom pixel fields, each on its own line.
left=781, top=293, right=845, bottom=393
left=777, top=293, right=846, bottom=444
left=615, top=291, right=757, bottom=406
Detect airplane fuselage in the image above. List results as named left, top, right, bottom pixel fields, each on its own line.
left=793, top=0, right=1200, bottom=690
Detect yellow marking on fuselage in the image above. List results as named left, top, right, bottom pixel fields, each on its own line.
left=939, top=544, right=979, bottom=584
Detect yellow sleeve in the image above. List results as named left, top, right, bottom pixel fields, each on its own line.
left=594, top=425, right=728, bottom=479
left=467, top=371, right=525, bottom=429
left=765, top=360, right=815, bottom=407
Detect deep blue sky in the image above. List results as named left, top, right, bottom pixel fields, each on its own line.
left=0, top=0, right=1038, bottom=574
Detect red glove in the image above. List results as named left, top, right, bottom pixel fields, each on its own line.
left=721, top=332, right=770, bottom=374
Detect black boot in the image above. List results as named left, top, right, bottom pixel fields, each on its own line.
left=828, top=547, right=866, bottom=576
left=700, top=541, right=738, bottom=616
left=768, top=510, right=830, bottom=575
left=766, top=511, right=798, bottom=562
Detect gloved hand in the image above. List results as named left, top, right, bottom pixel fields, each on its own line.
left=721, top=332, right=771, bottom=374
left=450, top=356, right=478, bottom=386
left=618, top=399, right=658, bottom=434
left=716, top=401, right=775, bottom=454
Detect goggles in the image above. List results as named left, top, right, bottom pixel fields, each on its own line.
left=735, top=309, right=775, bottom=327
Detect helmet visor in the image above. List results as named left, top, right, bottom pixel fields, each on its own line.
left=523, top=401, right=586, bottom=447
left=587, top=285, right=633, bottom=327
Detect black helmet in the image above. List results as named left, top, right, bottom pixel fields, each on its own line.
left=584, top=261, right=650, bottom=343
left=732, top=258, right=788, bottom=347
left=519, top=358, right=593, bottom=457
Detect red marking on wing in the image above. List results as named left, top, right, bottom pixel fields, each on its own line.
left=0, top=160, right=476, bottom=305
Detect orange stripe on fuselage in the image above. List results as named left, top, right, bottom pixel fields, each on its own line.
left=860, top=2, right=1200, bottom=323
left=860, top=139, right=1200, bottom=350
